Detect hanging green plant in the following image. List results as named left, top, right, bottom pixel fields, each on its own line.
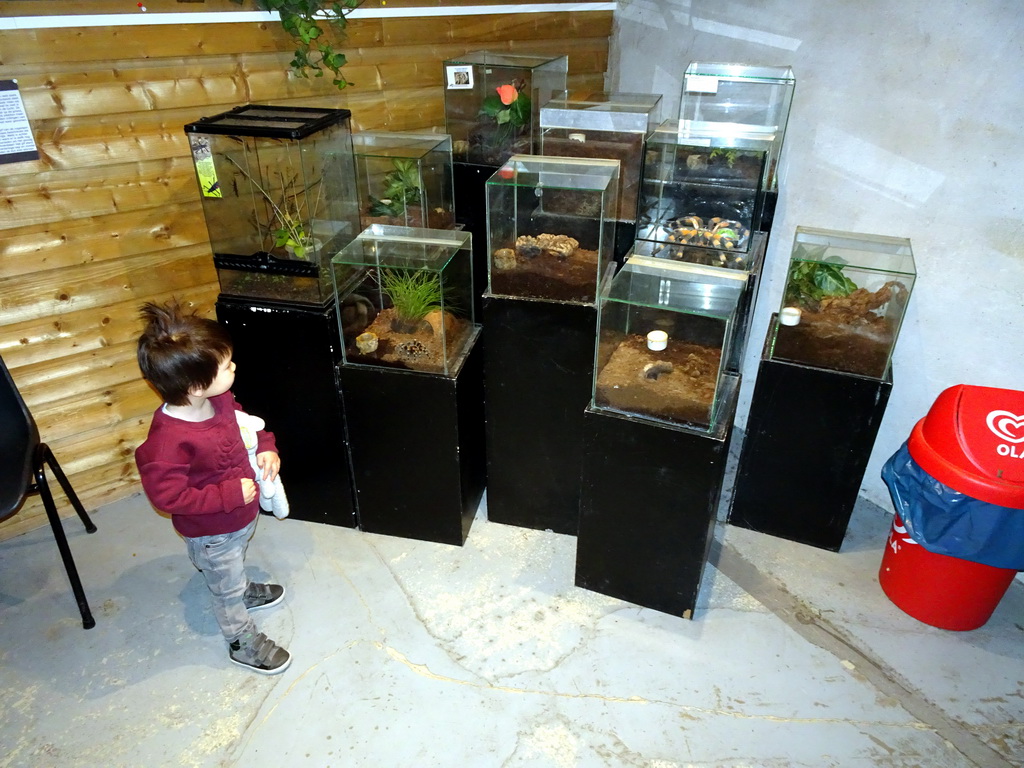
left=232, top=0, right=360, bottom=89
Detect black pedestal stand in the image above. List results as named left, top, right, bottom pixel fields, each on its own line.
left=727, top=337, right=893, bottom=552
left=726, top=231, right=767, bottom=373
left=339, top=339, right=487, bottom=546
left=575, top=377, right=740, bottom=618
left=613, top=220, right=636, bottom=267
left=216, top=296, right=358, bottom=528
left=453, top=161, right=498, bottom=318
left=481, top=296, right=596, bottom=535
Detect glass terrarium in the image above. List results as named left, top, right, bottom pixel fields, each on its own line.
left=184, top=104, right=360, bottom=305
left=679, top=62, right=795, bottom=192
left=627, top=232, right=766, bottom=372
left=540, top=92, right=662, bottom=222
left=485, top=154, right=619, bottom=304
left=591, top=260, right=743, bottom=432
left=769, top=227, right=916, bottom=379
left=331, top=225, right=479, bottom=377
left=443, top=51, right=568, bottom=167
left=636, top=119, right=770, bottom=264
left=352, top=131, right=455, bottom=231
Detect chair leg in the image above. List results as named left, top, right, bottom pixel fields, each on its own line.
left=34, top=463, right=96, bottom=630
left=41, top=445, right=97, bottom=534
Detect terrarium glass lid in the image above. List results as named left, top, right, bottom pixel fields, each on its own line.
left=792, top=226, right=916, bottom=277
left=684, top=62, right=795, bottom=83
left=352, top=131, right=451, bottom=159
left=443, top=50, right=567, bottom=69
left=653, top=117, right=776, bottom=152
left=333, top=224, right=471, bottom=271
left=541, top=95, right=662, bottom=133
left=606, top=261, right=743, bottom=318
left=584, top=92, right=664, bottom=110
left=489, top=155, right=619, bottom=191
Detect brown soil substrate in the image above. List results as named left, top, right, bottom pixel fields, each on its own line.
left=467, top=123, right=531, bottom=166
left=674, top=151, right=763, bottom=187
left=345, top=307, right=472, bottom=375
left=543, top=132, right=643, bottom=220
left=219, top=272, right=326, bottom=304
left=772, top=315, right=894, bottom=378
left=594, top=335, right=721, bottom=427
left=490, top=243, right=600, bottom=303
left=360, top=208, right=455, bottom=230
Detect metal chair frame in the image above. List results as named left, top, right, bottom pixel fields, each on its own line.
left=1, top=354, right=97, bottom=629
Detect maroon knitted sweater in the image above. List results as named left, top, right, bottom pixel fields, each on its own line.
left=135, top=391, right=277, bottom=538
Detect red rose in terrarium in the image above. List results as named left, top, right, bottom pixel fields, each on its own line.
left=496, top=84, right=519, bottom=106
left=479, top=80, right=532, bottom=135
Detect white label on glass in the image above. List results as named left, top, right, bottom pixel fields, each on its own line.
left=445, top=65, right=474, bottom=90
left=685, top=75, right=719, bottom=94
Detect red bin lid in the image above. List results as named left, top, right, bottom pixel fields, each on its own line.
left=907, top=384, right=1024, bottom=507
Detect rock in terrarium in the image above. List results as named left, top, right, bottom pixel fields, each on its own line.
left=490, top=233, right=600, bottom=303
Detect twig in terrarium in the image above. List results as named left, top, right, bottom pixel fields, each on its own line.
left=222, top=155, right=325, bottom=258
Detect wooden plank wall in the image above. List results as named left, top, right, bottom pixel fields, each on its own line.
left=0, top=0, right=612, bottom=539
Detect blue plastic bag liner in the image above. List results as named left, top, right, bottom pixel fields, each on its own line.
left=882, top=442, right=1024, bottom=570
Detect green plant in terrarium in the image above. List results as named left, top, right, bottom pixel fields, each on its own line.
left=785, top=244, right=858, bottom=309
left=225, top=156, right=324, bottom=260
left=479, top=80, right=532, bottom=147
left=378, top=268, right=446, bottom=328
left=709, top=147, right=740, bottom=167
left=368, top=158, right=422, bottom=218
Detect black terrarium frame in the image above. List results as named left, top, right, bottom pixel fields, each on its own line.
left=185, top=105, right=355, bottom=303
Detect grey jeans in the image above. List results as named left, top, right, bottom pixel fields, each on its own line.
left=184, top=517, right=258, bottom=643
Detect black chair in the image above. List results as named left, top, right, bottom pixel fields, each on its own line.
left=0, top=353, right=97, bottom=629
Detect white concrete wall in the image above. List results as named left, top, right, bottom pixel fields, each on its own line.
left=609, top=0, right=1024, bottom=509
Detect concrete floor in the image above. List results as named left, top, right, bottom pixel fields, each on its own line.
left=2, top=482, right=1023, bottom=767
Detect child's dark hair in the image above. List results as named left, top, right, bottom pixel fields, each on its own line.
left=137, top=301, right=232, bottom=406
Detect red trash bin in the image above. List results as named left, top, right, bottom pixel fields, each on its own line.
left=879, top=514, right=1017, bottom=631
left=879, top=384, right=1024, bottom=630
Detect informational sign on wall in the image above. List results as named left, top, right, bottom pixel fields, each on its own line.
left=0, top=80, right=39, bottom=165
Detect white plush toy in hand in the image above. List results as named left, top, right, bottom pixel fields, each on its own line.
left=236, top=411, right=289, bottom=519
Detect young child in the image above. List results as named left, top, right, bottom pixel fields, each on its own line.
left=134, top=301, right=291, bottom=675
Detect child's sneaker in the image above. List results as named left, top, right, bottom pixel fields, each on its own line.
left=243, top=582, right=285, bottom=611
left=229, top=631, right=291, bottom=675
